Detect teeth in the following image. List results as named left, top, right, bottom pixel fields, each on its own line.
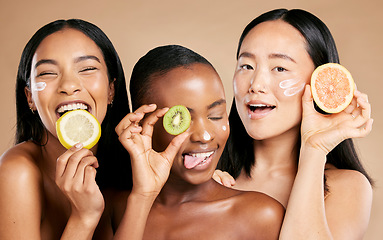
left=189, top=151, right=214, bottom=159
left=57, top=103, right=88, bottom=113
left=250, top=104, right=267, bottom=107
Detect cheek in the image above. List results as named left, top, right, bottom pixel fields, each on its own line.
left=217, top=120, right=230, bottom=143
left=233, top=74, right=249, bottom=97
left=278, top=78, right=306, bottom=97
left=32, top=82, right=47, bottom=92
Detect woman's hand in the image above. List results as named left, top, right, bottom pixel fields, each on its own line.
left=301, top=85, right=373, bottom=154
left=55, top=144, right=104, bottom=228
left=212, top=169, right=236, bottom=187
left=115, top=104, right=189, bottom=198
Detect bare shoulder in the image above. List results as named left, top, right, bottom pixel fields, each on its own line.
left=325, top=166, right=372, bottom=198
left=232, top=190, right=284, bottom=239
left=324, top=165, right=372, bottom=238
left=0, top=141, right=42, bottom=179
left=0, top=142, right=43, bottom=194
left=0, top=142, right=44, bottom=237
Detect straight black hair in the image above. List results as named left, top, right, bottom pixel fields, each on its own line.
left=218, top=9, right=373, bottom=189
left=130, top=44, right=216, bottom=110
left=15, top=19, right=132, bottom=189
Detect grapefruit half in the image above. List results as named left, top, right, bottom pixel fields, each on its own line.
left=311, top=63, right=355, bottom=113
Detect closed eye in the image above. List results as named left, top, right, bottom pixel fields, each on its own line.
left=208, top=117, right=223, bottom=121
left=37, top=72, right=57, bottom=77
left=80, top=67, right=98, bottom=73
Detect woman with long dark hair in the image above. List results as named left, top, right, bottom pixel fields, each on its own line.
left=0, top=19, right=131, bottom=239
left=217, top=9, right=373, bottom=239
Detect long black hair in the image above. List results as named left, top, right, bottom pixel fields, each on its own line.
left=15, top=19, right=132, bottom=189
left=218, top=9, right=373, bottom=188
left=129, top=44, right=216, bottom=110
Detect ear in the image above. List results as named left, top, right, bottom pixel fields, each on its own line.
left=24, top=87, right=36, bottom=111
left=108, top=79, right=115, bottom=105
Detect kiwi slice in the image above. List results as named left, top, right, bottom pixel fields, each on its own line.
left=163, top=105, right=191, bottom=135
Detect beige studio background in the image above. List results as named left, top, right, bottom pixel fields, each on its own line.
left=0, top=0, right=382, bottom=238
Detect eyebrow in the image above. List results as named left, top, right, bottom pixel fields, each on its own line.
left=269, top=53, right=296, bottom=63
left=34, top=59, right=57, bottom=69
left=238, top=52, right=255, bottom=59
left=74, top=55, right=101, bottom=63
left=238, top=52, right=296, bottom=63
left=186, top=99, right=226, bottom=114
left=207, top=99, right=226, bottom=110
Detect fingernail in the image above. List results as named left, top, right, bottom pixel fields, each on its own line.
left=74, top=143, right=83, bottom=149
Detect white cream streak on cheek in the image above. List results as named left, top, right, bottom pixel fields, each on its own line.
left=222, top=125, right=227, bottom=131
left=203, top=131, right=211, bottom=141
left=33, top=82, right=47, bottom=91
left=279, top=79, right=305, bottom=96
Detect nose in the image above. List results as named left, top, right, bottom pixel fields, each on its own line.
left=189, top=118, right=214, bottom=144
left=57, top=72, right=82, bottom=95
left=249, top=69, right=269, bottom=94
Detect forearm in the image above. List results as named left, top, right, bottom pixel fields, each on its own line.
left=113, top=193, right=156, bottom=240
left=280, top=145, right=332, bottom=240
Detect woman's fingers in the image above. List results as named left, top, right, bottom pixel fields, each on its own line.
left=56, top=143, right=91, bottom=179
left=115, top=104, right=157, bottom=136
left=140, top=107, right=169, bottom=138
left=72, top=155, right=99, bottom=185
left=212, top=170, right=236, bottom=187
left=115, top=112, right=144, bottom=136
left=160, top=131, right=189, bottom=166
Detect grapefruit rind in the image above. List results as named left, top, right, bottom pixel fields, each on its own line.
left=56, top=109, right=101, bottom=149
left=311, top=63, right=355, bottom=114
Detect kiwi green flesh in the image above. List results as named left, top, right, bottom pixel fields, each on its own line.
left=163, top=105, right=191, bottom=135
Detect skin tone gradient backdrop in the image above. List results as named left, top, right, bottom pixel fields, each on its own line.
left=0, top=0, right=381, bottom=239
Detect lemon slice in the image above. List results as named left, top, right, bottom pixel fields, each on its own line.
left=56, top=109, right=101, bottom=149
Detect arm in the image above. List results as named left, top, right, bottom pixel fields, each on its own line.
left=113, top=104, right=189, bottom=239
left=0, top=151, right=43, bottom=239
left=55, top=144, right=105, bottom=239
left=280, top=86, right=373, bottom=239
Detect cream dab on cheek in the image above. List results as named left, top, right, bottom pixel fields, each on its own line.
left=279, top=79, right=305, bottom=97
left=222, top=125, right=227, bottom=131
left=33, top=82, right=47, bottom=92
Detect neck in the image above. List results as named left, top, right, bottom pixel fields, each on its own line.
left=252, top=127, right=300, bottom=172
left=156, top=176, right=218, bottom=207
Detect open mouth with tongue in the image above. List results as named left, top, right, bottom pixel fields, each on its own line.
left=248, top=103, right=276, bottom=113
left=247, top=103, right=276, bottom=118
left=183, top=151, right=215, bottom=169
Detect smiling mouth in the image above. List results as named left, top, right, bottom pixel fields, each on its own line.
left=183, top=151, right=215, bottom=169
left=248, top=104, right=276, bottom=112
left=56, top=103, right=90, bottom=117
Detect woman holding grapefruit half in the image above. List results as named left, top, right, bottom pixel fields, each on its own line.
left=0, top=19, right=131, bottom=239
left=216, top=8, right=374, bottom=239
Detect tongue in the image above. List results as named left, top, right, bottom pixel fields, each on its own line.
left=252, top=107, right=273, bottom=113
left=184, top=155, right=205, bottom=169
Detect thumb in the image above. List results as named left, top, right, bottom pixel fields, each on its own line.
left=302, top=85, right=314, bottom=111
left=161, top=131, right=189, bottom=165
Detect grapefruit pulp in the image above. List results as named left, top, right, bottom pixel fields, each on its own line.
left=311, top=63, right=355, bottom=113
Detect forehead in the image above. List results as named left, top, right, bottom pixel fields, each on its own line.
left=240, top=20, right=308, bottom=58
left=148, top=63, right=225, bottom=107
left=33, top=28, right=104, bottom=61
